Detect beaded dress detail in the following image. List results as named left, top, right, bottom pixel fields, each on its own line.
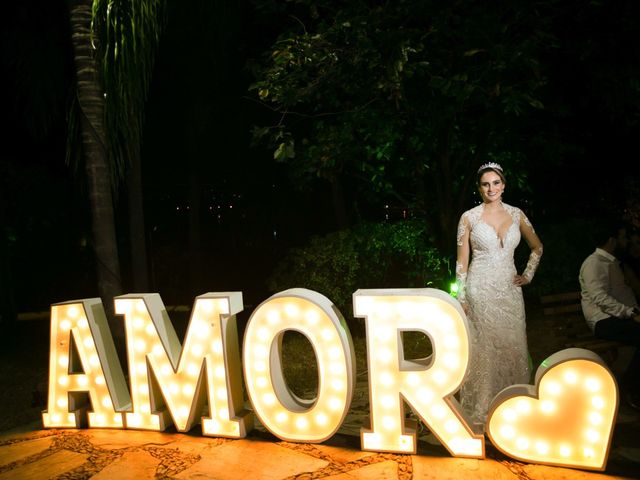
left=456, top=203, right=536, bottom=427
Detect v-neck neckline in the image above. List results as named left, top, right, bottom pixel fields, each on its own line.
left=480, top=203, right=513, bottom=248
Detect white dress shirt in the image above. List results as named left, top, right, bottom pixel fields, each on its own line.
left=579, top=248, right=638, bottom=331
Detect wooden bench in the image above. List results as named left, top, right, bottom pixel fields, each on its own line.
left=540, top=291, right=625, bottom=363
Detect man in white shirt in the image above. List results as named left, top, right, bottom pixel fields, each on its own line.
left=579, top=223, right=640, bottom=410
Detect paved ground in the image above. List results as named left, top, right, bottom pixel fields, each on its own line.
left=1, top=376, right=639, bottom=480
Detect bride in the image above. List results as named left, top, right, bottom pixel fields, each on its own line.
left=455, top=162, right=543, bottom=428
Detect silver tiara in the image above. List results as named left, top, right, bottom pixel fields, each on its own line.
left=477, top=162, right=503, bottom=173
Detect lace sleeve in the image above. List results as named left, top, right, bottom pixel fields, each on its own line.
left=456, top=215, right=467, bottom=247
left=456, top=261, right=467, bottom=304
left=520, top=210, right=543, bottom=283
left=456, top=213, right=470, bottom=303
left=522, top=248, right=543, bottom=283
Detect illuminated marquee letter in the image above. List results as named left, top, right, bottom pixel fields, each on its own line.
left=354, top=289, right=483, bottom=457
left=243, top=288, right=356, bottom=442
left=487, top=348, right=617, bottom=471
left=115, top=293, right=253, bottom=436
left=42, top=299, right=131, bottom=428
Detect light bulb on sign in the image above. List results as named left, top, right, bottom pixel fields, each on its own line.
left=39, top=287, right=619, bottom=473
left=486, top=348, right=617, bottom=471
left=354, top=288, right=483, bottom=458
left=42, top=299, right=130, bottom=429
left=243, top=288, right=356, bottom=443
left=115, top=293, right=253, bottom=437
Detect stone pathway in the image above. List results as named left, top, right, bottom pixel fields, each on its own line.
left=0, top=426, right=636, bottom=480
left=1, top=378, right=639, bottom=479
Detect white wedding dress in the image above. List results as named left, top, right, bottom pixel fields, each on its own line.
left=457, top=203, right=533, bottom=426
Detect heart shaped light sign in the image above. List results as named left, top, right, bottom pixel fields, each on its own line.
left=486, top=348, right=618, bottom=471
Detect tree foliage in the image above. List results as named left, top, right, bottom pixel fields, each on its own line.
left=249, top=0, right=558, bottom=249
left=89, top=0, right=167, bottom=183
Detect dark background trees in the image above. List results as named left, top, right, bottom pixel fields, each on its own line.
left=249, top=0, right=554, bottom=246
left=1, top=0, right=639, bottom=325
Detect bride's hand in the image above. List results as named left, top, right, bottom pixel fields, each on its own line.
left=513, top=275, right=529, bottom=286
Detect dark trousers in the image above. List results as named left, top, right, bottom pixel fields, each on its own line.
left=594, top=317, right=640, bottom=394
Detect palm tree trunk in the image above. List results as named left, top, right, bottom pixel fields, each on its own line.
left=68, top=0, right=123, bottom=342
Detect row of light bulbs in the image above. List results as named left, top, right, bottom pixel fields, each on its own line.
left=42, top=288, right=617, bottom=471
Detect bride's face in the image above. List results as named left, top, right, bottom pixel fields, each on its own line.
left=478, top=171, right=505, bottom=203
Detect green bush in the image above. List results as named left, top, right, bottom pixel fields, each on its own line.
left=267, top=219, right=450, bottom=322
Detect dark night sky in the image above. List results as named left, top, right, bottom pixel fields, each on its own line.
left=1, top=0, right=639, bottom=312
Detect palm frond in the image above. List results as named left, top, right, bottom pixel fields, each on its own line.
left=91, top=0, right=167, bottom=184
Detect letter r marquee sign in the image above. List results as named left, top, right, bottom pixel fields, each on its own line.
left=42, top=288, right=618, bottom=471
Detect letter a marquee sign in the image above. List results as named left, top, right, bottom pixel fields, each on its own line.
left=42, top=288, right=618, bottom=471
